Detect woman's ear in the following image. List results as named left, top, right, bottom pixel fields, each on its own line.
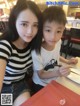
left=42, top=38, right=44, bottom=42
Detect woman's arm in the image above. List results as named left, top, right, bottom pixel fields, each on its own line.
left=0, top=59, right=7, bottom=92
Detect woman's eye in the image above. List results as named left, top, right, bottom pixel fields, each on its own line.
left=45, top=29, right=51, bottom=32
left=21, top=23, right=27, bottom=27
left=33, top=24, right=38, bottom=28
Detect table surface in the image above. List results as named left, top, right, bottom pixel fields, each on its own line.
left=21, top=80, right=80, bottom=106
left=56, top=77, right=80, bottom=95
left=56, top=57, right=80, bottom=95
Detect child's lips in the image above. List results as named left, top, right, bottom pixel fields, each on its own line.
left=49, top=40, right=57, bottom=43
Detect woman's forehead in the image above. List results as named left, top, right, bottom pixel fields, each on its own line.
left=17, top=9, right=38, bottom=22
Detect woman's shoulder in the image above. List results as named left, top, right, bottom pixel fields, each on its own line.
left=0, top=40, right=13, bottom=59
left=0, top=40, right=12, bottom=52
left=0, top=40, right=12, bottom=47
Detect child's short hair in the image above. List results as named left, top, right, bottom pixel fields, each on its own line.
left=43, top=6, right=67, bottom=25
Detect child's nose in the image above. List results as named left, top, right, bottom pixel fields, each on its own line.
left=51, top=33, right=56, bottom=40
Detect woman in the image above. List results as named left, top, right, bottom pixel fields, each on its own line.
left=0, top=0, right=42, bottom=105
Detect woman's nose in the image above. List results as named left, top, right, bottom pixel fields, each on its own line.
left=27, top=26, right=33, bottom=34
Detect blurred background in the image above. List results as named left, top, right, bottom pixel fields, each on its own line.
left=0, top=0, right=80, bottom=18
left=0, top=0, right=80, bottom=58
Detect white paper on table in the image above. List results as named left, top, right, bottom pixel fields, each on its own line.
left=67, top=72, right=80, bottom=84
left=70, top=68, right=80, bottom=75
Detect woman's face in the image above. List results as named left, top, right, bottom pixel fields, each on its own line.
left=16, top=9, right=38, bottom=43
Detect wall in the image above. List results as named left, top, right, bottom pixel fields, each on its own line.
left=68, top=7, right=80, bottom=17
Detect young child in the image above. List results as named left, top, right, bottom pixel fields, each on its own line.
left=31, top=6, right=78, bottom=94
left=0, top=0, right=42, bottom=105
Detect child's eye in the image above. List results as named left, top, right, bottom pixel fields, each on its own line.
left=57, top=31, right=62, bottom=33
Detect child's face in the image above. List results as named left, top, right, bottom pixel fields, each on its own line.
left=16, top=9, right=38, bottom=43
left=43, top=21, right=65, bottom=47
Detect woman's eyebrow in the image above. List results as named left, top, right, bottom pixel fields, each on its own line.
left=21, top=21, right=29, bottom=23
left=21, top=21, right=38, bottom=24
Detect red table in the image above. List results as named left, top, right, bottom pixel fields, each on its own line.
left=21, top=80, right=80, bottom=106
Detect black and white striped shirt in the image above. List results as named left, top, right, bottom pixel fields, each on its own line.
left=0, top=40, right=33, bottom=84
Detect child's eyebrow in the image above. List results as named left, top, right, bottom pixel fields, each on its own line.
left=44, top=26, right=51, bottom=28
left=57, top=26, right=63, bottom=29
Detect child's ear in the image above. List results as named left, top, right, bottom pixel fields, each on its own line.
left=63, top=26, right=66, bottom=30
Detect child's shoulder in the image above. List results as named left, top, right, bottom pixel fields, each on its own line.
left=56, top=40, right=61, bottom=47
left=57, top=40, right=61, bottom=44
left=31, top=50, right=37, bottom=56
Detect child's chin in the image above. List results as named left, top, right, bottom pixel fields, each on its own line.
left=49, top=44, right=56, bottom=48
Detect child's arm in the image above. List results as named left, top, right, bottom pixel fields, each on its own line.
left=59, top=56, right=78, bottom=64
left=59, top=56, right=69, bottom=64
left=38, top=65, right=70, bottom=79
left=38, top=69, right=61, bottom=79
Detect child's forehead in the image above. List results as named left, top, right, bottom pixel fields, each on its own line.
left=44, top=20, right=63, bottom=25
left=44, top=21, right=65, bottom=28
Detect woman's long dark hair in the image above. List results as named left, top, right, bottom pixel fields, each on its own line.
left=0, top=0, right=43, bottom=53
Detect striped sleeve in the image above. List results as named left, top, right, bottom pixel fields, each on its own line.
left=0, top=40, right=12, bottom=62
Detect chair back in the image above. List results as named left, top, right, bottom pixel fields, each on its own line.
left=70, top=28, right=80, bottom=39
